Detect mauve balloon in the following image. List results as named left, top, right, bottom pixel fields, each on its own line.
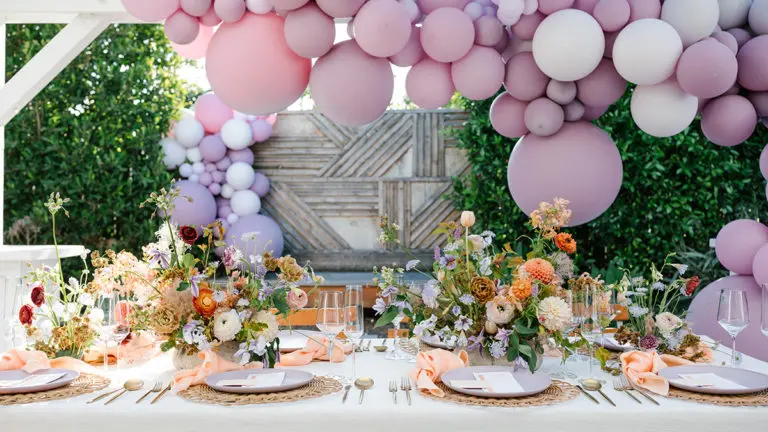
left=354, top=0, right=412, bottom=58
left=199, top=135, right=227, bottom=162
left=546, top=80, right=577, bottom=105
left=753, top=244, right=768, bottom=286
left=165, top=11, right=200, bottom=45
left=576, top=58, right=627, bottom=107
left=593, top=0, right=630, bottom=32
left=315, top=0, right=365, bottom=17
left=710, top=31, right=739, bottom=55
left=626, top=0, right=660, bottom=22
left=284, top=3, right=335, bottom=58
left=121, top=0, right=180, bottom=22
left=451, top=46, right=504, bottom=100
left=489, top=93, right=529, bottom=138
left=181, top=0, right=211, bottom=17
left=583, top=104, right=609, bottom=120
left=406, top=58, right=455, bottom=109
left=228, top=148, right=255, bottom=165
left=727, top=28, right=752, bottom=48
left=419, top=0, right=471, bottom=14
left=389, top=27, right=425, bottom=67
left=474, top=16, right=504, bottom=47
left=748, top=92, right=768, bottom=118
left=715, top=219, right=768, bottom=275
left=688, top=276, right=768, bottom=361
left=538, top=0, right=575, bottom=15
left=573, top=0, right=599, bottom=14
left=511, top=12, right=544, bottom=40
left=269, top=0, right=309, bottom=10
left=171, top=180, right=218, bottom=230
left=701, top=95, right=757, bottom=147
left=564, top=100, right=585, bottom=121
left=507, top=121, right=623, bottom=226
left=504, top=52, right=549, bottom=101
left=225, top=214, right=285, bottom=260
left=421, top=7, right=476, bottom=62
left=737, top=36, right=768, bottom=91
left=250, top=172, right=271, bottom=198
left=524, top=97, right=565, bottom=137
left=676, top=38, right=738, bottom=99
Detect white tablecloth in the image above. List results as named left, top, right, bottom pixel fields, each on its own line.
left=2, top=339, right=767, bottom=432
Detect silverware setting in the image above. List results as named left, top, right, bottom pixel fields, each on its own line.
left=355, top=377, right=374, bottom=404
left=86, top=388, right=121, bottom=404
left=341, top=384, right=352, bottom=403
left=365, top=340, right=373, bottom=351
left=136, top=380, right=163, bottom=404
left=619, top=375, right=659, bottom=405
left=581, top=379, right=615, bottom=407
left=151, top=382, right=172, bottom=404
left=576, top=384, right=599, bottom=404
left=613, top=378, right=641, bottom=404
left=401, top=376, right=412, bottom=405
left=389, top=380, right=398, bottom=404
left=104, top=379, right=144, bottom=405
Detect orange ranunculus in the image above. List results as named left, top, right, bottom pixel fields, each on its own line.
left=193, top=287, right=217, bottom=318
left=524, top=258, right=555, bottom=284
left=510, top=278, right=533, bottom=300
left=554, top=233, right=577, bottom=254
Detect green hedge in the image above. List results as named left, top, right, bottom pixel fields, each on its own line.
left=4, top=24, right=195, bottom=253
left=450, top=92, right=768, bottom=281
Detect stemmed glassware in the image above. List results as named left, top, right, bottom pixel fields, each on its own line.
left=344, top=285, right=364, bottom=382
left=550, top=289, right=577, bottom=379
left=717, top=287, right=750, bottom=368
left=385, top=277, right=410, bottom=361
left=576, top=286, right=601, bottom=383
left=97, top=291, right=130, bottom=371
left=316, top=291, right=345, bottom=376
left=762, top=284, right=768, bottom=339
left=596, top=288, right=618, bottom=346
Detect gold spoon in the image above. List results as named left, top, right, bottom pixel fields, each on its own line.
left=374, top=345, right=388, bottom=352
left=582, top=379, right=616, bottom=407
left=104, top=379, right=144, bottom=405
left=355, top=377, right=374, bottom=404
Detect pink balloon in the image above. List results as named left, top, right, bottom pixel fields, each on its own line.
left=121, top=0, right=180, bottom=22
left=250, top=172, right=271, bottom=198
left=421, top=7, right=476, bottom=63
left=573, top=0, right=599, bottom=13
left=214, top=0, right=247, bottom=22
left=711, top=31, right=739, bottom=55
left=284, top=3, right=335, bottom=58
left=212, top=170, right=226, bottom=183
left=494, top=30, right=511, bottom=54
left=208, top=183, right=222, bottom=195
left=546, top=80, right=577, bottom=105
left=199, top=135, right=228, bottom=162
left=507, top=121, right=623, bottom=226
left=310, top=40, right=394, bottom=126
left=205, top=162, right=217, bottom=172
left=389, top=26, right=425, bottom=67
left=583, top=104, right=609, bottom=120
left=270, top=0, right=309, bottom=10
left=354, top=0, right=412, bottom=58
left=195, top=93, right=234, bottom=134
left=206, top=13, right=311, bottom=115
left=676, top=38, right=738, bottom=99
left=171, top=24, right=214, bottom=60
left=406, top=58, right=455, bottom=109
left=524, top=97, right=565, bottom=137
left=164, top=11, right=200, bottom=44
left=727, top=28, right=751, bottom=48
left=538, top=0, right=575, bottom=15
left=564, top=100, right=585, bottom=121
left=504, top=52, right=549, bottom=101
left=716, top=219, right=768, bottom=275
left=512, top=12, right=544, bottom=40
left=737, top=35, right=768, bottom=92
left=701, top=95, right=757, bottom=147
left=228, top=148, right=255, bottom=165
left=451, top=46, right=504, bottom=100
left=199, top=172, right=214, bottom=186
left=200, top=6, right=222, bottom=25
left=216, top=156, right=232, bottom=170
left=225, top=215, right=284, bottom=259
left=592, top=0, right=630, bottom=32
left=250, top=119, right=273, bottom=142
left=315, top=0, right=366, bottom=17
left=603, top=31, right=619, bottom=58
left=181, top=0, right=211, bottom=16
left=490, top=93, right=529, bottom=138
left=419, top=0, right=471, bottom=14
left=626, top=0, right=660, bottom=22
left=474, top=16, right=504, bottom=47
left=576, top=58, right=627, bottom=107
left=755, top=244, right=768, bottom=286
left=748, top=92, right=768, bottom=118
left=689, top=276, right=768, bottom=361
left=218, top=205, right=233, bottom=219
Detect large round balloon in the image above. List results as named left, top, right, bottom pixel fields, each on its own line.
left=389, top=26, right=425, bottom=67
left=504, top=52, right=549, bottom=101
left=421, top=7, right=476, bottom=63
left=195, top=93, right=234, bottom=134
left=576, top=58, right=627, bottom=107
left=753, top=244, right=768, bottom=286
left=315, top=0, right=366, bottom=17
left=206, top=13, right=311, bottom=115
left=524, top=98, right=565, bottom=137
left=406, top=58, right=455, bottom=109
left=284, top=3, right=335, bottom=58
left=630, top=79, right=698, bottom=137
left=170, top=180, right=218, bottom=230
left=701, top=95, right=758, bottom=147
left=676, top=38, right=738, bottom=99
left=737, top=36, right=768, bottom=92
left=715, top=219, right=768, bottom=275
left=354, top=0, right=412, bottom=58
left=310, top=40, right=394, bottom=126
left=531, top=9, right=604, bottom=81
left=688, top=276, right=768, bottom=361
left=490, top=93, right=528, bottom=139
left=718, top=0, right=751, bottom=30
left=660, top=0, right=719, bottom=47
left=224, top=214, right=285, bottom=259
left=612, top=18, right=682, bottom=85
left=507, top=122, right=623, bottom=226
left=121, top=0, right=180, bottom=22
left=451, top=46, right=504, bottom=100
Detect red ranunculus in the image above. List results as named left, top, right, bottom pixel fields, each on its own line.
left=685, top=276, right=700, bottom=296
left=19, top=304, right=34, bottom=325
left=30, top=284, right=45, bottom=307
left=179, top=226, right=198, bottom=245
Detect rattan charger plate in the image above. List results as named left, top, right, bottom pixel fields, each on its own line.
left=667, top=387, right=768, bottom=407
left=0, top=373, right=110, bottom=406
left=178, top=376, right=342, bottom=406
left=422, top=380, right=579, bottom=408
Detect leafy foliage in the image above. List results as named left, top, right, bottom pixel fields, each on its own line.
left=449, top=91, right=768, bottom=281
left=4, top=24, right=196, bottom=253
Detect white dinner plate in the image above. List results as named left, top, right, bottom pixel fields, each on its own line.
left=206, top=369, right=314, bottom=394
left=0, top=368, right=79, bottom=395
left=276, top=330, right=323, bottom=353
left=659, top=365, right=768, bottom=395
left=441, top=366, right=551, bottom=398
left=596, top=335, right=633, bottom=352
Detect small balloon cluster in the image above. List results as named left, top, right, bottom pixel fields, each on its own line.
left=715, top=218, right=768, bottom=289
left=160, top=92, right=275, bottom=230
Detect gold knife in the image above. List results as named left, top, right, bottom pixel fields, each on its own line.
left=151, top=382, right=172, bottom=404
left=577, top=385, right=600, bottom=404
left=86, top=389, right=120, bottom=404
left=634, top=388, right=660, bottom=405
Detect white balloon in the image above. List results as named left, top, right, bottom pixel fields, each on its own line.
left=179, top=163, right=193, bottom=178
left=532, top=9, right=605, bottom=81
left=749, top=0, right=768, bottom=35
left=188, top=174, right=200, bottom=183
left=231, top=190, right=262, bottom=217
left=630, top=79, right=698, bottom=137
left=186, top=147, right=202, bottom=163
left=174, top=117, right=205, bottom=148
left=661, top=0, right=719, bottom=47
left=464, top=2, right=484, bottom=21
left=246, top=0, right=272, bottom=14
left=402, top=0, right=421, bottom=23
left=523, top=0, right=538, bottom=15
left=346, top=20, right=355, bottom=39
left=220, top=119, right=254, bottom=150
left=221, top=184, right=235, bottom=199
left=613, top=19, right=682, bottom=85
left=227, top=213, right=240, bottom=224
left=161, top=138, right=186, bottom=168
left=192, top=161, right=206, bottom=175
left=718, top=0, right=751, bottom=29
left=226, top=162, right=256, bottom=190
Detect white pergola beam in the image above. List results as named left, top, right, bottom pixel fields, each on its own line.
left=0, top=13, right=110, bottom=127
left=0, top=0, right=127, bottom=14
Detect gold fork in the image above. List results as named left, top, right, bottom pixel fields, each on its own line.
left=401, top=377, right=412, bottom=405
left=620, top=375, right=660, bottom=405
left=613, top=378, right=642, bottom=404
left=136, top=380, right=163, bottom=404
left=389, top=380, right=398, bottom=404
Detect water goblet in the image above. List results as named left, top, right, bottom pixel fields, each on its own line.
left=717, top=287, right=749, bottom=368
left=316, top=291, right=345, bottom=379
left=344, top=285, right=364, bottom=382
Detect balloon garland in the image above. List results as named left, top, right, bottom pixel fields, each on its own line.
left=123, top=0, right=768, bottom=227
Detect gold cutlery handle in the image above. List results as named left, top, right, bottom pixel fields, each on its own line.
left=577, top=385, right=599, bottom=404
left=635, top=388, right=660, bottom=405
left=151, top=384, right=171, bottom=404
left=135, top=388, right=154, bottom=404
left=597, top=389, right=616, bottom=407
left=405, top=390, right=411, bottom=405
left=342, top=387, right=351, bottom=403
left=358, top=389, right=365, bottom=405
left=87, top=389, right=119, bottom=404
left=623, top=390, right=642, bottom=404
left=104, top=389, right=127, bottom=405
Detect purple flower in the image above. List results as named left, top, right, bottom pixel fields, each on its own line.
left=433, top=245, right=441, bottom=262
left=489, top=341, right=506, bottom=359
left=467, top=330, right=485, bottom=353
left=531, top=284, right=539, bottom=297
left=254, top=264, right=267, bottom=279
left=405, top=260, right=420, bottom=271
left=453, top=227, right=461, bottom=240
left=495, top=328, right=512, bottom=345
left=454, top=315, right=473, bottom=332
left=189, top=273, right=205, bottom=297
left=258, top=284, right=275, bottom=301
left=373, top=298, right=388, bottom=315
left=394, top=300, right=412, bottom=312
left=147, top=247, right=170, bottom=269
left=439, top=255, right=457, bottom=270
left=381, top=285, right=398, bottom=298
left=459, top=294, right=475, bottom=305
left=421, top=281, right=440, bottom=309
left=451, top=305, right=461, bottom=316
left=639, top=335, right=659, bottom=351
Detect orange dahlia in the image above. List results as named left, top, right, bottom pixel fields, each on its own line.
left=510, top=278, right=533, bottom=300
left=193, top=285, right=218, bottom=318
left=524, top=258, right=555, bottom=284
left=554, top=233, right=577, bottom=254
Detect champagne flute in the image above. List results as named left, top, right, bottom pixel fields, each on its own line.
left=762, top=284, right=768, bottom=338
left=97, top=292, right=130, bottom=370
left=316, top=291, right=344, bottom=378
left=717, top=287, right=749, bottom=368
left=344, top=285, right=364, bottom=382
left=550, top=290, right=577, bottom=379
left=578, top=286, right=601, bottom=383
left=596, top=288, right=617, bottom=346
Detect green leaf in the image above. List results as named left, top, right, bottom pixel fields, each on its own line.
left=177, top=281, right=190, bottom=292
left=273, top=294, right=289, bottom=316
left=514, top=321, right=537, bottom=336
left=507, top=332, right=520, bottom=362
left=182, top=253, right=196, bottom=268
left=374, top=306, right=400, bottom=328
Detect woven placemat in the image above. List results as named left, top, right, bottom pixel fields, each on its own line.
left=0, top=373, right=110, bottom=406
left=667, top=387, right=768, bottom=407
left=178, top=376, right=342, bottom=406
left=422, top=380, right=579, bottom=408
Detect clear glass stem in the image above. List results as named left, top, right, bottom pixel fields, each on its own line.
left=328, top=338, right=334, bottom=360
left=116, top=343, right=120, bottom=370
left=103, top=342, right=109, bottom=371
left=393, top=323, right=400, bottom=354
left=588, top=342, right=594, bottom=377
left=731, top=336, right=737, bottom=368
left=352, top=342, right=357, bottom=380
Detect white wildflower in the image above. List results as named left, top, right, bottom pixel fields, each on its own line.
left=213, top=309, right=242, bottom=342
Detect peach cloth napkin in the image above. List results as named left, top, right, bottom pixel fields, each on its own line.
left=277, top=336, right=352, bottom=366
left=408, top=349, right=469, bottom=398
left=172, top=350, right=262, bottom=392
left=620, top=345, right=714, bottom=396
left=83, top=332, right=159, bottom=366
left=0, top=349, right=94, bottom=373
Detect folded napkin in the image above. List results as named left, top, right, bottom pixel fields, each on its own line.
left=83, top=332, right=159, bottom=366
left=408, top=349, right=469, bottom=398
left=620, top=348, right=713, bottom=396
left=172, top=351, right=262, bottom=392
left=277, top=336, right=352, bottom=367
left=0, top=349, right=94, bottom=373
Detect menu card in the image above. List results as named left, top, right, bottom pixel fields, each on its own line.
left=671, top=373, right=747, bottom=390
left=216, top=372, right=286, bottom=388
left=473, top=372, right=525, bottom=393
left=0, top=372, right=66, bottom=389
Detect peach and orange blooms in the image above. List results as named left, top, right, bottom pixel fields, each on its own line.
left=510, top=278, right=533, bottom=300
left=523, top=258, right=555, bottom=284
left=193, top=286, right=217, bottom=318
left=554, top=233, right=577, bottom=254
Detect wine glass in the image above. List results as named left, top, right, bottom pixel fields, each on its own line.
left=762, top=284, right=768, bottom=338
left=316, top=291, right=344, bottom=359
left=550, top=290, right=578, bottom=379
left=596, top=288, right=617, bottom=346
left=717, top=287, right=750, bottom=368
left=344, top=285, right=364, bottom=381
left=576, top=286, right=601, bottom=383
left=97, top=292, right=130, bottom=370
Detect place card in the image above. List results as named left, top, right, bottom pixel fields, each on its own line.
left=448, top=380, right=494, bottom=389
left=473, top=372, right=525, bottom=393
left=0, top=372, right=66, bottom=388
left=217, top=372, right=286, bottom=388
left=672, top=373, right=748, bottom=390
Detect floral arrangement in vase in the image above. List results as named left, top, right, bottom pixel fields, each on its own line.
left=374, top=198, right=579, bottom=372
left=610, top=256, right=711, bottom=362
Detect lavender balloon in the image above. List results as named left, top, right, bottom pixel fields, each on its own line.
left=216, top=156, right=232, bottom=171
left=701, top=95, right=757, bottom=147
left=199, top=135, right=227, bottom=162
left=490, top=93, right=529, bottom=138
left=250, top=119, right=273, bottom=143
left=760, top=144, right=768, bottom=180
left=676, top=38, right=738, bottom=99
left=225, top=214, right=285, bottom=261
left=170, top=180, right=218, bottom=230
left=715, top=219, right=768, bottom=275
left=250, top=172, right=271, bottom=198
left=228, top=148, right=255, bottom=165
left=524, top=97, right=564, bottom=137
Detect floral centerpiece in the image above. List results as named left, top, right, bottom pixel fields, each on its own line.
left=374, top=199, right=579, bottom=372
